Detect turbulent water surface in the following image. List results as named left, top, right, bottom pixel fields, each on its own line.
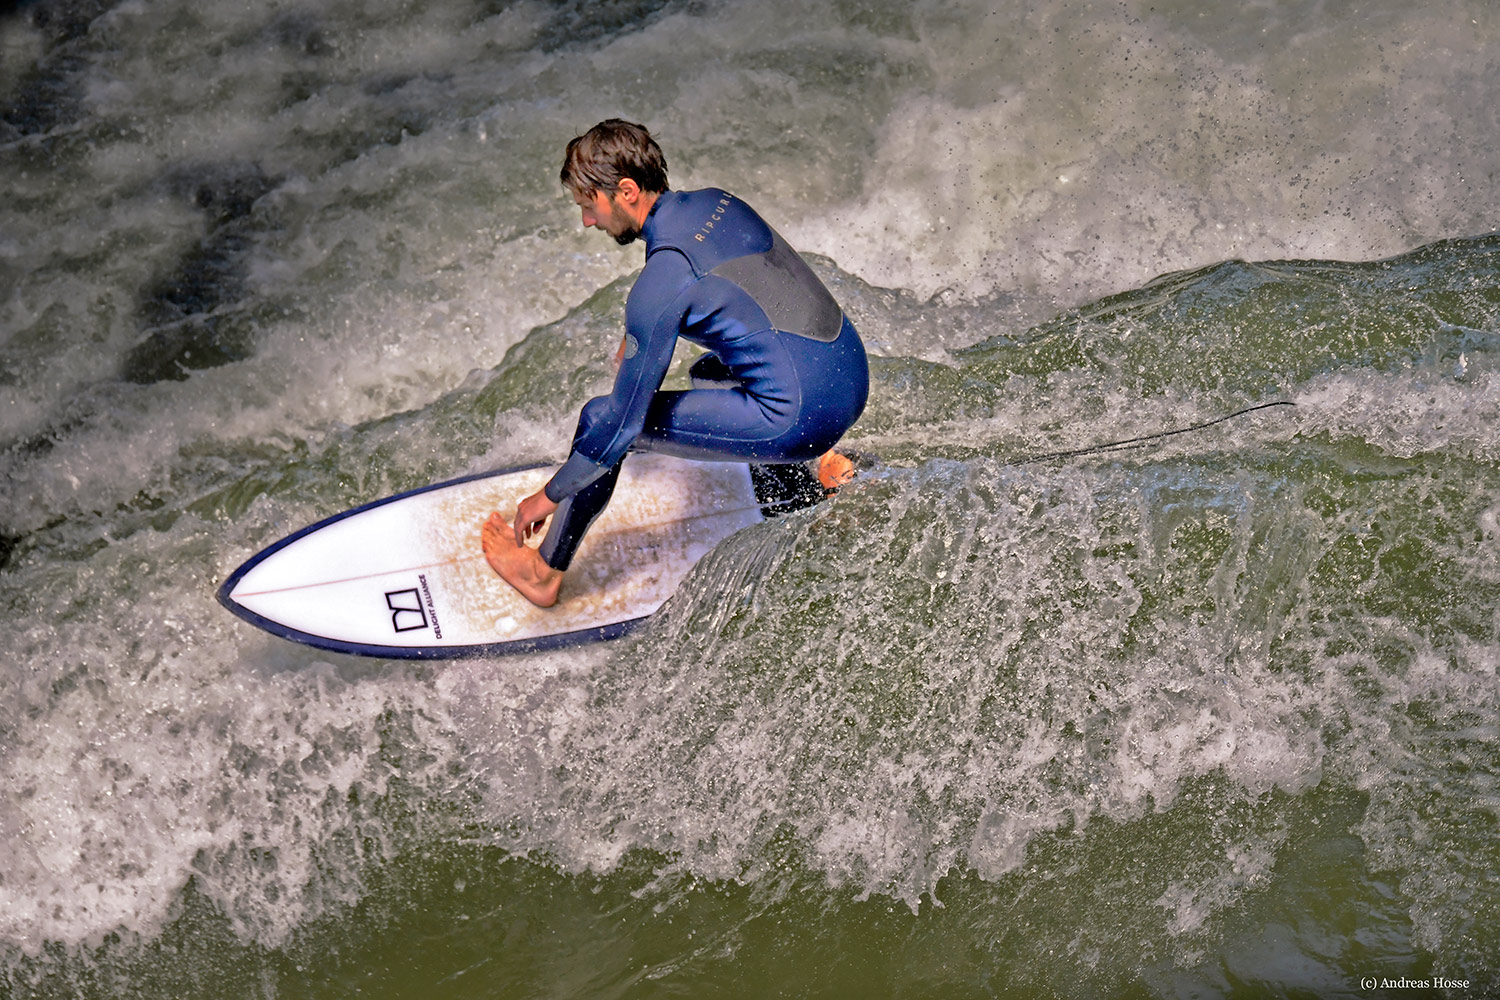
left=3, top=0, right=1499, bottom=997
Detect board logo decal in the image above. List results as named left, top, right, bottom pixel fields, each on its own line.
left=385, top=588, right=429, bottom=632
left=418, top=573, right=443, bottom=639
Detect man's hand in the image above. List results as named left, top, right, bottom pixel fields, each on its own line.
left=513, top=489, right=560, bottom=547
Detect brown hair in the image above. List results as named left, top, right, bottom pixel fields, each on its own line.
left=560, top=119, right=669, bottom=198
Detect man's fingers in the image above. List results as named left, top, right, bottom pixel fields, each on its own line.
left=511, top=490, right=558, bottom=547
left=514, top=512, right=544, bottom=546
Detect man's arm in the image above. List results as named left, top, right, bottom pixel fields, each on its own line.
left=542, top=250, right=697, bottom=501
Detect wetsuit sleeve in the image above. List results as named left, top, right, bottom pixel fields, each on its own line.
left=544, top=250, right=697, bottom=501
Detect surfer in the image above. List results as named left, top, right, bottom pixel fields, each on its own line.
left=483, top=119, right=868, bottom=607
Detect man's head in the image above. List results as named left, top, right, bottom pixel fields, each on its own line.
left=561, top=119, right=668, bottom=245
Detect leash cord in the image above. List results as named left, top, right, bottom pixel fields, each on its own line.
left=1009, top=400, right=1296, bottom=466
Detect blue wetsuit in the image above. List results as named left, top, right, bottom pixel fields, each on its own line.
left=538, top=188, right=869, bottom=570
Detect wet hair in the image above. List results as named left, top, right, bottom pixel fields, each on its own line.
left=560, top=119, right=669, bottom=198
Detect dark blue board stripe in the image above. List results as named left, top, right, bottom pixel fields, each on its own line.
left=217, top=594, right=648, bottom=659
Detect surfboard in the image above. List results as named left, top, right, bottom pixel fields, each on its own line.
left=217, top=454, right=766, bottom=658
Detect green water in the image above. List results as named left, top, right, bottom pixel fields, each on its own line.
left=9, top=237, right=1500, bottom=998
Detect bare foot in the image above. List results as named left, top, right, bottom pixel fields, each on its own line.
left=817, top=450, right=856, bottom=490
left=481, top=512, right=564, bottom=608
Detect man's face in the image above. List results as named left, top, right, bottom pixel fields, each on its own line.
left=574, top=188, right=640, bottom=246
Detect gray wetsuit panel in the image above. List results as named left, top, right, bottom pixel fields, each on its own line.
left=709, top=230, right=843, bottom=343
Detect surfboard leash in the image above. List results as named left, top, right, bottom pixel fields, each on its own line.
left=1009, top=399, right=1296, bottom=466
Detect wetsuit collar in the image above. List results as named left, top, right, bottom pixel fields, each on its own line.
left=641, top=189, right=673, bottom=251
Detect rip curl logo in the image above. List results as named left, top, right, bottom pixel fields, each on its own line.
left=385, top=588, right=428, bottom=633
left=693, top=192, right=734, bottom=243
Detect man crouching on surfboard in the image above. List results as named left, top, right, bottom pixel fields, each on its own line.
left=482, top=119, right=868, bottom=607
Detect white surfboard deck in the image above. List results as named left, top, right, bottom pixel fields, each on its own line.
left=217, top=455, right=764, bottom=658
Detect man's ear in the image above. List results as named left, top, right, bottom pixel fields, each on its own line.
left=614, top=177, right=641, bottom=204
